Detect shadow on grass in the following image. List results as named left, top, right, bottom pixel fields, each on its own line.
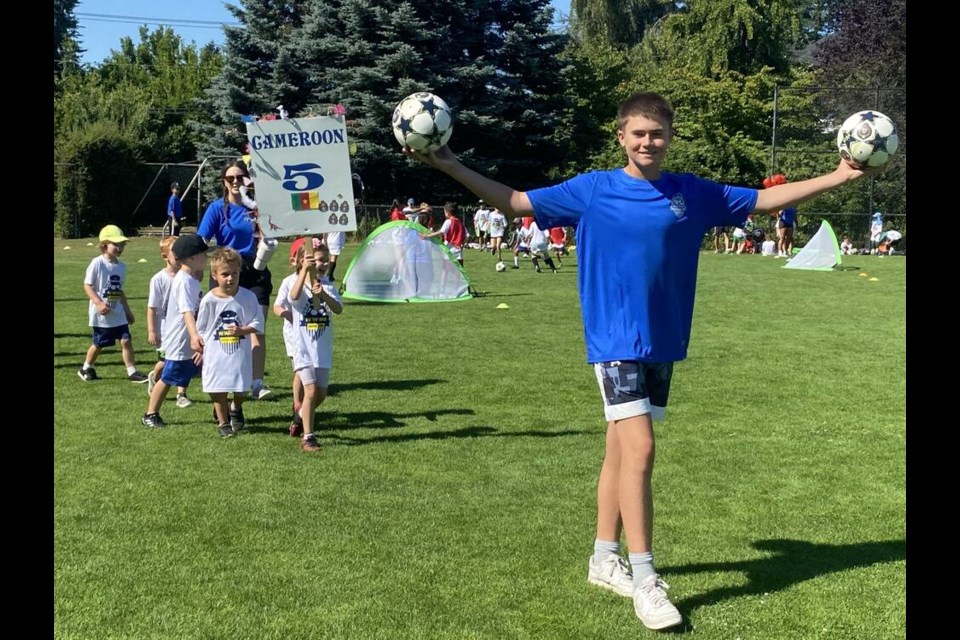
left=657, top=538, right=906, bottom=631
left=330, top=379, right=444, bottom=394
left=330, top=425, right=587, bottom=445
left=53, top=332, right=92, bottom=339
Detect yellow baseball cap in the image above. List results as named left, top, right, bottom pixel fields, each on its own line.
left=99, top=225, right=129, bottom=243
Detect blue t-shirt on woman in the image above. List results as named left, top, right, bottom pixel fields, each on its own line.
left=197, top=199, right=258, bottom=258
left=528, top=169, right=756, bottom=364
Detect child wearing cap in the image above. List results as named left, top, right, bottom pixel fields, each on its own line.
left=272, top=238, right=307, bottom=435
left=79, top=225, right=149, bottom=383
left=146, top=236, right=192, bottom=407
left=141, top=234, right=209, bottom=427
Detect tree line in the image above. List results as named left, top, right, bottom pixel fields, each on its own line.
left=54, top=0, right=905, bottom=238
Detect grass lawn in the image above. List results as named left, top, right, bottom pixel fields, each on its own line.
left=54, top=236, right=906, bottom=639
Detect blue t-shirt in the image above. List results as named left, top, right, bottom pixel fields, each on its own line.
left=168, top=194, right=183, bottom=220
left=779, top=207, right=796, bottom=225
left=528, top=169, right=757, bottom=364
left=197, top=198, right=258, bottom=258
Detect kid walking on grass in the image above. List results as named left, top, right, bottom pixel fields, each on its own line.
left=196, top=247, right=264, bottom=438
left=272, top=238, right=307, bottom=436
left=141, top=235, right=208, bottom=428
left=404, top=91, right=879, bottom=630
left=79, top=225, right=149, bottom=383
left=288, top=239, right=343, bottom=452
left=146, top=236, right=192, bottom=407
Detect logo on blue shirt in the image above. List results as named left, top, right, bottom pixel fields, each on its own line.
left=669, top=194, right=687, bottom=218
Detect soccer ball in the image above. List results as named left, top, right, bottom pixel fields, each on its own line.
left=392, top=92, right=454, bottom=152
left=836, top=111, right=899, bottom=168
left=495, top=261, right=506, bottom=272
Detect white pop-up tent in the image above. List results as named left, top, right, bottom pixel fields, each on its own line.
left=341, top=220, right=474, bottom=302
left=784, top=220, right=842, bottom=271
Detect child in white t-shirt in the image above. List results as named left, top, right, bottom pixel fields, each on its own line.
left=79, top=225, right=149, bottom=383
left=196, top=247, right=264, bottom=438
left=288, top=239, right=343, bottom=452
left=146, top=236, right=191, bottom=407
left=142, top=234, right=209, bottom=428
left=273, top=238, right=307, bottom=436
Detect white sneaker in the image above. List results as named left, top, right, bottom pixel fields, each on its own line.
left=147, top=370, right=156, bottom=396
left=587, top=553, right=634, bottom=597
left=251, top=384, right=272, bottom=401
left=633, top=574, right=682, bottom=630
left=175, top=394, right=193, bottom=408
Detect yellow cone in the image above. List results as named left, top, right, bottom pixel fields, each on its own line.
left=63, top=246, right=71, bottom=250
left=496, top=303, right=509, bottom=309
left=858, top=273, right=868, bottom=277
left=868, top=277, right=879, bottom=281
left=86, top=242, right=94, bottom=246
left=138, top=258, right=149, bottom=263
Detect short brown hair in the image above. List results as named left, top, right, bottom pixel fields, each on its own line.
left=209, top=246, right=241, bottom=272
left=617, top=92, right=675, bottom=131
left=159, top=236, right=176, bottom=257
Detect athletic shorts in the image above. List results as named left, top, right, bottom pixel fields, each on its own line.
left=91, top=324, right=131, bottom=348
left=239, top=255, right=273, bottom=308
left=777, top=220, right=794, bottom=230
left=549, top=243, right=568, bottom=252
left=160, top=358, right=200, bottom=388
left=296, top=366, right=330, bottom=388
left=446, top=244, right=463, bottom=261
left=593, top=360, right=674, bottom=422
left=712, top=227, right=728, bottom=237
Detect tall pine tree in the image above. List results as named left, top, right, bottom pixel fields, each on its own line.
left=191, top=0, right=569, bottom=203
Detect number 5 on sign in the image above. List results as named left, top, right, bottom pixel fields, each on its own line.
left=244, top=116, right=357, bottom=238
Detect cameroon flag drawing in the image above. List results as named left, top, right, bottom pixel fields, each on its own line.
left=291, top=192, right=321, bottom=211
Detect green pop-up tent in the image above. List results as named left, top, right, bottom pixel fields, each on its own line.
left=341, top=220, right=474, bottom=302
left=783, top=220, right=842, bottom=271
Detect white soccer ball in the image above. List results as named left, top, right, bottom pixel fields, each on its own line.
left=495, top=261, right=506, bottom=272
left=836, top=110, right=899, bottom=168
left=392, top=92, right=454, bottom=152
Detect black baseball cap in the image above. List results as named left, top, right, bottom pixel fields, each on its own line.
left=172, top=234, right=210, bottom=260
left=171, top=182, right=180, bottom=189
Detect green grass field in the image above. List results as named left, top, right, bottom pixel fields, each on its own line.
left=54, top=236, right=906, bottom=639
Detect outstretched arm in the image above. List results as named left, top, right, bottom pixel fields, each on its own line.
left=405, top=146, right=534, bottom=217
left=752, top=160, right=883, bottom=213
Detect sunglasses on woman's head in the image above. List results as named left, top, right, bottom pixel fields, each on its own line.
left=223, top=175, right=245, bottom=183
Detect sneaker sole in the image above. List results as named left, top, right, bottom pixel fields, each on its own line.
left=636, top=610, right=683, bottom=630
left=77, top=371, right=93, bottom=381
left=587, top=576, right=634, bottom=598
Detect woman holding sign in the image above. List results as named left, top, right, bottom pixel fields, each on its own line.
left=198, top=160, right=274, bottom=400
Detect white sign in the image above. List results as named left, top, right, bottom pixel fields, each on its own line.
left=245, top=116, right=357, bottom=238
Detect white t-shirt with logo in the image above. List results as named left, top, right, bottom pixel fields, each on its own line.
left=488, top=211, right=507, bottom=238
left=289, top=277, right=342, bottom=371
left=196, top=287, right=263, bottom=393
left=85, top=255, right=128, bottom=328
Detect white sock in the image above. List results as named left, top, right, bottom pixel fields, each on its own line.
left=593, top=539, right=621, bottom=558
left=126, top=366, right=137, bottom=376
left=82, top=363, right=93, bottom=370
left=629, top=551, right=656, bottom=585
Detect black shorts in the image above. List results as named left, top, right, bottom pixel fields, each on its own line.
left=593, top=360, right=674, bottom=422
left=777, top=220, right=794, bottom=230
left=712, top=227, right=728, bottom=237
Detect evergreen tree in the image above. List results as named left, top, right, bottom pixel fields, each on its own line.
left=192, top=0, right=569, bottom=203
left=54, top=0, right=82, bottom=79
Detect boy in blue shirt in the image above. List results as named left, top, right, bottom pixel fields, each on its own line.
left=406, top=91, right=878, bottom=630
left=166, top=182, right=183, bottom=237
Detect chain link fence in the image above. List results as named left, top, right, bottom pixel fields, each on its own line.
left=769, top=85, right=906, bottom=250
